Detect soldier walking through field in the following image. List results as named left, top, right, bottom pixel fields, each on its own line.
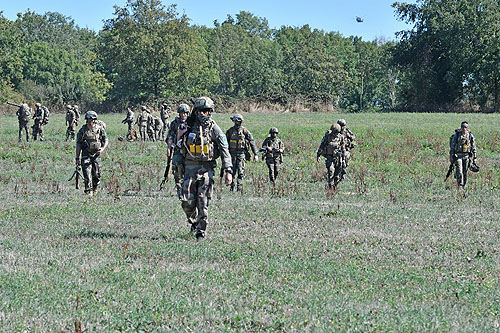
left=317, top=123, right=346, bottom=190
left=166, top=104, right=190, bottom=197
left=75, top=111, right=108, bottom=196
left=135, top=106, right=149, bottom=141
left=16, top=103, right=32, bottom=142
left=154, top=116, right=163, bottom=141
left=449, top=121, right=477, bottom=189
left=225, top=114, right=258, bottom=192
left=122, top=107, right=136, bottom=141
left=178, top=97, right=232, bottom=241
left=261, top=127, right=284, bottom=185
left=65, top=105, right=77, bottom=141
left=160, top=103, right=170, bottom=140
left=32, top=103, right=47, bottom=141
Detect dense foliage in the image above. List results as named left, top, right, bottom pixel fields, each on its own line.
left=1, top=0, right=500, bottom=112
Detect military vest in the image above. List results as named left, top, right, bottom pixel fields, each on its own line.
left=34, top=108, right=44, bottom=121
left=82, top=126, right=102, bottom=154
left=139, top=111, right=148, bottom=125
left=19, top=108, right=31, bottom=122
left=228, top=126, right=247, bottom=151
left=66, top=110, right=75, bottom=122
left=325, top=132, right=343, bottom=155
left=264, top=137, right=282, bottom=159
left=183, top=121, right=216, bottom=162
left=454, top=132, right=472, bottom=154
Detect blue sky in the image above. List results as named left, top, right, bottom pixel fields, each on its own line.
left=1, top=0, right=417, bottom=41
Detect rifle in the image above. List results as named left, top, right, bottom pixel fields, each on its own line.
left=159, top=145, right=174, bottom=190
left=68, top=166, right=84, bottom=189
left=445, top=155, right=456, bottom=181
left=7, top=102, right=22, bottom=108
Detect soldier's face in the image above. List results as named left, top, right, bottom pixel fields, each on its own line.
left=179, top=112, right=187, bottom=120
left=87, top=118, right=95, bottom=128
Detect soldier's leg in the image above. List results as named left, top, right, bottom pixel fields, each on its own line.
left=39, top=125, right=44, bottom=141
left=32, top=124, right=37, bottom=140
left=18, top=123, right=23, bottom=142
left=91, top=156, right=102, bottom=192
left=24, top=124, right=30, bottom=141
left=230, top=155, right=237, bottom=191
left=325, top=156, right=336, bottom=188
left=194, top=169, right=214, bottom=239
left=266, top=159, right=275, bottom=183
left=236, top=156, right=245, bottom=191
left=455, top=157, right=465, bottom=187
left=81, top=157, right=93, bottom=194
left=180, top=175, right=198, bottom=232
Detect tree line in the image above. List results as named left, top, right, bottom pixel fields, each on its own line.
left=1, top=0, right=499, bottom=113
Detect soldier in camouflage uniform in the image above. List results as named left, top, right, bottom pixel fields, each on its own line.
left=337, top=119, right=356, bottom=167
left=166, top=104, right=190, bottom=197
left=225, top=114, right=258, bottom=192
left=122, top=107, right=136, bottom=140
left=75, top=111, right=108, bottom=196
left=32, top=103, right=46, bottom=141
left=135, top=106, right=149, bottom=141
left=261, top=127, right=284, bottom=184
left=179, top=97, right=232, bottom=241
left=317, top=123, right=346, bottom=190
left=154, top=116, right=163, bottom=141
left=65, top=105, right=77, bottom=141
left=16, top=103, right=32, bottom=142
left=73, top=105, right=81, bottom=127
left=449, top=121, right=477, bottom=188
left=160, top=103, right=170, bottom=140
left=146, top=110, right=155, bottom=141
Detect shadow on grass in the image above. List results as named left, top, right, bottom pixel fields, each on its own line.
left=64, top=230, right=192, bottom=242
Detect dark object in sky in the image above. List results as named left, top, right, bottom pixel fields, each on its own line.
left=356, top=17, right=363, bottom=23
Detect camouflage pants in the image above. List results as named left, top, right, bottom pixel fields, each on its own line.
left=454, top=154, right=469, bottom=186
left=138, top=125, right=147, bottom=141
left=161, top=121, right=169, bottom=139
left=126, top=121, right=133, bottom=135
left=18, top=121, right=30, bottom=142
left=81, top=154, right=102, bottom=193
left=325, top=154, right=342, bottom=188
left=32, top=120, right=44, bottom=141
left=230, top=153, right=245, bottom=191
left=155, top=128, right=162, bottom=141
left=266, top=158, right=280, bottom=183
left=66, top=124, right=76, bottom=141
left=180, top=163, right=215, bottom=237
left=172, top=151, right=185, bottom=194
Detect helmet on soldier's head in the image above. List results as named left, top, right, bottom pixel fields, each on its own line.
left=177, top=104, right=190, bottom=114
left=141, top=105, right=147, bottom=111
left=85, top=111, right=98, bottom=119
left=193, top=96, right=214, bottom=111
left=269, top=127, right=279, bottom=134
left=231, top=114, right=243, bottom=122
left=461, top=121, right=469, bottom=129
left=331, top=123, right=341, bottom=133
left=35, top=103, right=41, bottom=107
left=337, top=119, right=346, bottom=127
left=66, top=105, right=73, bottom=110
left=73, top=105, right=79, bottom=110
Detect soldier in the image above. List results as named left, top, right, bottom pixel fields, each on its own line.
left=154, top=116, right=163, bottom=141
left=449, top=121, right=477, bottom=189
left=65, top=105, right=77, bottom=141
left=135, top=106, right=149, bottom=141
left=337, top=118, right=356, bottom=167
left=317, top=123, right=346, bottom=190
left=121, top=107, right=135, bottom=139
left=75, top=111, right=108, bottom=196
left=16, top=103, right=32, bottom=142
left=179, top=97, right=232, bottom=241
left=166, top=103, right=190, bottom=197
left=160, top=103, right=170, bottom=140
left=32, top=103, right=46, bottom=141
left=146, top=109, right=155, bottom=141
left=261, top=127, right=284, bottom=185
left=73, top=105, right=81, bottom=127
left=225, top=114, right=258, bottom=192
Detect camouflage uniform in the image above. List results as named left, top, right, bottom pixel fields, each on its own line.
left=73, top=105, right=81, bottom=127
left=76, top=111, right=108, bottom=195
left=450, top=122, right=477, bottom=187
left=160, top=104, right=170, bottom=140
left=225, top=114, right=258, bottom=192
left=122, top=108, right=136, bottom=140
left=32, top=103, right=46, bottom=141
left=317, top=124, right=346, bottom=189
left=65, top=105, right=77, bottom=141
left=16, top=104, right=31, bottom=142
left=261, top=128, right=284, bottom=184
left=154, top=116, right=163, bottom=141
left=135, top=106, right=149, bottom=141
left=166, top=104, right=190, bottom=196
left=338, top=119, right=356, bottom=167
left=179, top=97, right=232, bottom=241
left=146, top=111, right=155, bottom=141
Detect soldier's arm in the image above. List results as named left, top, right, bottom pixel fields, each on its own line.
left=244, top=129, right=259, bottom=155
left=99, top=130, right=109, bottom=154
left=213, top=124, right=233, bottom=170
left=471, top=133, right=477, bottom=158
left=449, top=132, right=456, bottom=156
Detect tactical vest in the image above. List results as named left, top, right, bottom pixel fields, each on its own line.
left=184, top=122, right=216, bottom=162
left=83, top=127, right=102, bottom=154
left=264, top=138, right=282, bottom=159
left=228, top=127, right=247, bottom=150
left=20, top=108, right=31, bottom=122
left=66, top=110, right=74, bottom=122
left=139, top=111, right=148, bottom=125
left=325, top=133, right=343, bottom=155
left=454, top=132, right=472, bottom=154
left=42, top=107, right=50, bottom=124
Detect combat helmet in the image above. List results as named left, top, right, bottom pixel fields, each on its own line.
left=337, top=119, right=346, bottom=127
left=231, top=114, right=244, bottom=122
left=269, top=127, right=279, bottom=134
left=85, top=111, right=98, bottom=119
left=66, top=104, right=73, bottom=110
left=35, top=102, right=41, bottom=107
left=177, top=103, right=190, bottom=114
left=193, top=96, right=214, bottom=111
left=330, top=123, right=341, bottom=133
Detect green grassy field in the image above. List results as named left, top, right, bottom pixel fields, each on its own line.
left=0, top=111, right=499, bottom=331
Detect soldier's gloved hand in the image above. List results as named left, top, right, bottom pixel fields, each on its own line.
left=254, top=155, right=259, bottom=162
left=97, top=147, right=105, bottom=155
left=316, top=156, right=321, bottom=163
left=224, top=169, right=233, bottom=186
